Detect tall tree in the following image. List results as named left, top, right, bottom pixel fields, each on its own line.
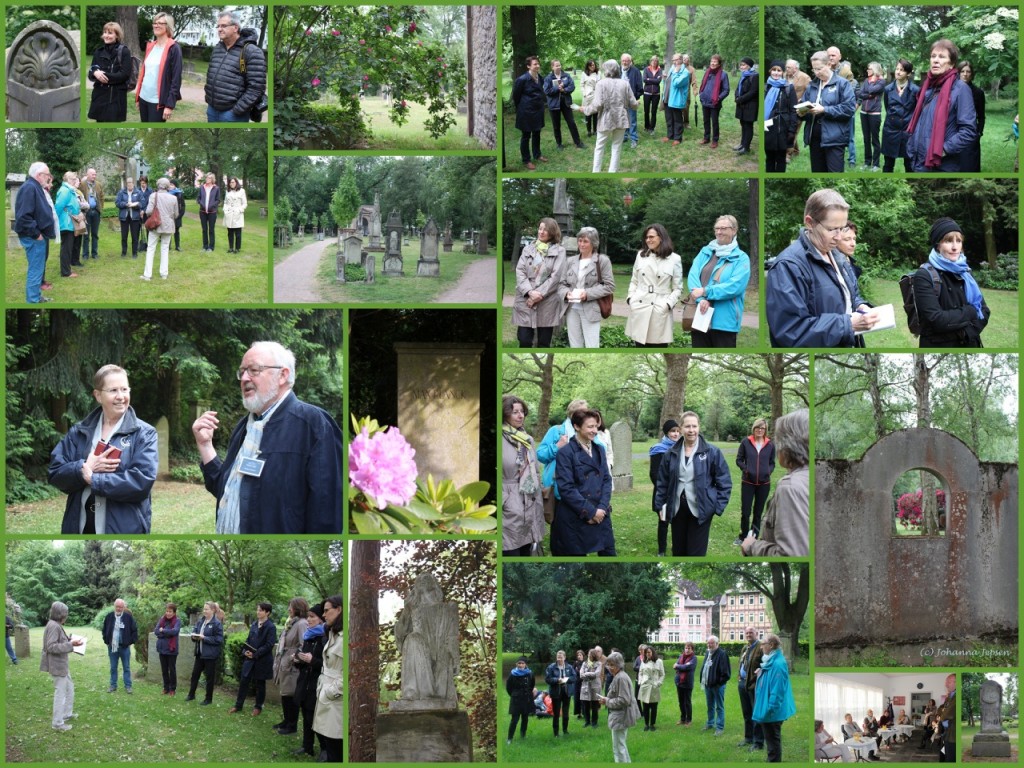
left=660, top=353, right=690, bottom=425
left=508, top=6, right=537, bottom=78
left=348, top=540, right=380, bottom=763
left=664, top=6, right=677, bottom=62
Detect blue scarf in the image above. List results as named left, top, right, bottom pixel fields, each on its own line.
left=764, top=77, right=788, bottom=119
left=511, top=666, right=533, bottom=677
left=736, top=68, right=757, bottom=98
left=928, top=249, right=984, bottom=319
left=649, top=436, right=676, bottom=457
left=302, top=624, right=326, bottom=642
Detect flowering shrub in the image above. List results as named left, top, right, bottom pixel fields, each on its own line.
left=895, top=488, right=946, bottom=530
left=349, top=416, right=497, bottom=534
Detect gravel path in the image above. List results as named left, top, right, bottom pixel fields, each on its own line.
left=436, top=258, right=498, bottom=303
left=274, top=240, right=327, bottom=303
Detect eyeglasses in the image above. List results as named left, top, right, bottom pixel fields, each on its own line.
left=216, top=23, right=238, bottom=28
left=812, top=218, right=850, bottom=236
left=236, top=365, right=282, bottom=380
left=713, top=226, right=735, bottom=232
left=645, top=234, right=660, bottom=240
left=101, top=387, right=131, bottom=395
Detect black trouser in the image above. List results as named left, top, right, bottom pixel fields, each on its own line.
left=582, top=699, right=600, bottom=725
left=641, top=701, right=659, bottom=727
left=671, top=497, right=713, bottom=556
left=139, top=99, right=166, bottom=122
left=551, top=688, right=570, bottom=734
left=503, top=544, right=533, bottom=557
left=59, top=231, right=75, bottom=276
left=657, top=518, right=669, bottom=555
left=635, top=341, right=668, bottom=348
left=861, top=113, right=882, bottom=167
left=738, top=684, right=764, bottom=745
left=200, top=211, right=217, bottom=249
left=762, top=720, right=783, bottom=762
left=235, top=676, right=266, bottom=709
left=517, top=326, right=554, bottom=348
left=317, top=734, right=342, bottom=762
left=939, top=739, right=954, bottom=762
left=573, top=680, right=581, bottom=716
left=173, top=216, right=183, bottom=249
left=809, top=142, right=845, bottom=173
left=73, top=233, right=84, bottom=265
left=676, top=685, right=693, bottom=723
left=643, top=94, right=660, bottom=131
left=550, top=103, right=581, bottom=147
left=189, top=656, right=216, bottom=701
left=882, top=155, right=912, bottom=173
left=691, top=328, right=738, bottom=348
left=766, top=150, right=788, bottom=172
left=585, top=113, right=597, bottom=135
left=740, top=483, right=771, bottom=539
left=120, top=218, right=141, bottom=256
left=159, top=653, right=177, bottom=691
left=702, top=106, right=721, bottom=141
left=228, top=227, right=242, bottom=250
left=665, top=106, right=683, bottom=141
left=281, top=694, right=299, bottom=728
left=508, top=711, right=529, bottom=740
left=85, top=207, right=101, bottom=258
left=300, top=695, right=317, bottom=754
left=739, top=120, right=754, bottom=151
left=520, top=130, right=542, bottom=163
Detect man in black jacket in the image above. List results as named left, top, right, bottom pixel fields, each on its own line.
left=700, top=635, right=731, bottom=735
left=13, top=162, right=57, bottom=303
left=102, top=599, right=139, bottom=693
left=205, top=10, right=266, bottom=122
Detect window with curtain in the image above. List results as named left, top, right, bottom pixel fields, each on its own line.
left=815, top=674, right=884, bottom=741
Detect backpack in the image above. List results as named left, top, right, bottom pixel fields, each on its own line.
left=239, top=40, right=268, bottom=122
left=117, top=44, right=141, bottom=91
left=898, top=264, right=940, bottom=336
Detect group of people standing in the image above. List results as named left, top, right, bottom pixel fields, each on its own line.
left=506, top=633, right=796, bottom=762
left=771, top=39, right=984, bottom=173
left=38, top=595, right=344, bottom=761
left=512, top=53, right=757, bottom=172
left=512, top=217, right=751, bottom=349
left=87, top=11, right=266, bottom=123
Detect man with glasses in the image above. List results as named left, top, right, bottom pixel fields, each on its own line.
left=14, top=162, right=58, bottom=303
left=191, top=341, right=343, bottom=533
left=205, top=10, right=266, bottom=123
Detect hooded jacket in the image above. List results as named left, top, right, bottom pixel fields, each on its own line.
left=205, top=28, right=267, bottom=116
left=752, top=650, right=797, bottom=724
left=686, top=241, right=751, bottom=333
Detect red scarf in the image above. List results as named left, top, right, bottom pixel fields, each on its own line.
left=905, top=68, right=958, bottom=169
left=700, top=67, right=723, bottom=105
left=158, top=615, right=178, bottom=654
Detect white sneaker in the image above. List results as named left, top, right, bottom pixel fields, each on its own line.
left=53, top=723, right=72, bottom=732
left=140, top=275, right=151, bottom=281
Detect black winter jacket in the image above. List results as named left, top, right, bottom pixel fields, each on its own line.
left=913, top=266, right=989, bottom=348
left=205, top=28, right=266, bottom=116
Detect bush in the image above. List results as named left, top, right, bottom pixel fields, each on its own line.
left=224, top=630, right=249, bottom=681
left=344, top=263, right=366, bottom=281
left=274, top=98, right=369, bottom=150
left=973, top=252, right=1018, bottom=290
left=169, top=463, right=204, bottom=484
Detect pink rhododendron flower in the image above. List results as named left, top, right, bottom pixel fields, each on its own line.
left=401, top=100, right=407, bottom=107
left=349, top=426, right=418, bottom=509
left=408, top=21, right=417, bottom=33
left=331, top=29, right=340, bottom=36
left=359, top=38, right=365, bottom=44
left=311, top=77, right=321, bottom=86
left=305, top=28, right=312, bottom=35
left=363, top=75, right=369, bottom=80
left=385, top=25, right=392, bottom=32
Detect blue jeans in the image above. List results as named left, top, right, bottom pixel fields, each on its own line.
left=6, top=635, right=17, bottom=662
left=626, top=108, right=638, bottom=142
left=705, top=684, right=725, bottom=731
left=207, top=106, right=249, bottom=123
left=20, top=236, right=46, bottom=303
left=108, top=646, right=132, bottom=689
left=847, top=117, right=857, bottom=164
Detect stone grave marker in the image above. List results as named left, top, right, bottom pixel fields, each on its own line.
left=343, top=234, right=363, bottom=266
left=155, top=416, right=169, bottom=477
left=416, top=217, right=441, bottom=277
left=6, top=21, right=80, bottom=122
left=365, top=253, right=376, bottom=284
left=442, top=221, right=453, bottom=252
left=609, top=421, right=633, bottom=491
left=972, top=680, right=1011, bottom=756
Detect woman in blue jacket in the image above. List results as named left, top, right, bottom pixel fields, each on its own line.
left=686, top=215, right=750, bottom=348
left=54, top=172, right=82, bottom=279
left=752, top=634, right=796, bottom=762
left=906, top=39, right=977, bottom=172
left=552, top=409, right=615, bottom=556
left=799, top=51, right=856, bottom=173
left=115, top=177, right=144, bottom=258
left=735, top=418, right=775, bottom=545
left=662, top=53, right=690, bottom=145
left=652, top=411, right=732, bottom=556
left=48, top=364, right=158, bottom=534
left=544, top=650, right=578, bottom=737
left=186, top=601, right=224, bottom=704
left=881, top=59, right=920, bottom=173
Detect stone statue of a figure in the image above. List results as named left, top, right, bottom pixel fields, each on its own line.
left=392, top=572, right=459, bottom=711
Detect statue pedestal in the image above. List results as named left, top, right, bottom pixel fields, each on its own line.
left=972, top=733, right=1011, bottom=757
left=376, top=709, right=472, bottom=762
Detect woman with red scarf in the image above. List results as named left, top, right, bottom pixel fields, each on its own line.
left=154, top=603, right=181, bottom=695
left=906, top=39, right=976, bottom=172
left=698, top=54, right=730, bottom=148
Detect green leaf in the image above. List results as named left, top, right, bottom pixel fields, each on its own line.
left=451, top=517, right=497, bottom=532
left=456, top=480, right=490, bottom=503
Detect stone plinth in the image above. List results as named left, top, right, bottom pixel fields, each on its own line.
left=609, top=421, right=633, bottom=491
left=395, top=343, right=482, bottom=489
left=14, top=625, right=30, bottom=658
left=155, top=416, right=169, bottom=478
left=972, top=733, right=1011, bottom=757
left=376, top=709, right=472, bottom=762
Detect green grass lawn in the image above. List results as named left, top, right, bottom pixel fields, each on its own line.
left=5, top=625, right=310, bottom=763
left=782, top=98, right=1019, bottom=173
left=499, top=664, right=811, bottom=762
left=312, top=244, right=497, bottom=303
left=6, top=480, right=215, bottom=534
left=357, top=95, right=486, bottom=150
left=860, top=277, right=1018, bottom=348
left=272, top=233, right=318, bottom=265
left=5, top=210, right=270, bottom=305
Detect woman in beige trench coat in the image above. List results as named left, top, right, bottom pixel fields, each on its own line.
left=624, top=222, right=683, bottom=347
left=273, top=597, right=309, bottom=735
left=513, top=217, right=567, bottom=348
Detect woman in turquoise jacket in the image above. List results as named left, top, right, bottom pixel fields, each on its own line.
left=686, top=215, right=751, bottom=347
left=54, top=172, right=82, bottom=279
left=752, top=634, right=796, bottom=762
left=663, top=53, right=690, bottom=145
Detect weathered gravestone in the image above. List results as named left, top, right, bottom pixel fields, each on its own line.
left=386, top=209, right=403, bottom=257
left=972, top=680, right=1011, bottom=757
left=365, top=253, right=375, bottom=284
left=376, top=573, right=471, bottom=762
left=416, top=218, right=441, bottom=277
left=815, top=429, right=1018, bottom=665
left=343, top=234, right=363, bottom=266
left=442, top=221, right=453, bottom=253
left=476, top=231, right=488, bottom=255
left=394, top=343, right=482, bottom=489
left=14, top=624, right=30, bottom=659
left=155, top=416, right=169, bottom=478
left=7, top=174, right=26, bottom=251
left=6, top=21, right=80, bottom=122
left=609, top=421, right=633, bottom=491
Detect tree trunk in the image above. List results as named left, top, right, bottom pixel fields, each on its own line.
left=534, top=353, right=555, bottom=444
left=768, top=563, right=808, bottom=669
left=466, top=6, right=497, bottom=149
left=664, top=7, right=677, bottom=63
left=168, top=368, right=181, bottom=454
left=912, top=355, right=939, bottom=535
left=115, top=7, right=143, bottom=61
left=48, top=311, right=68, bottom=432
left=349, top=540, right=381, bottom=763
left=766, top=354, right=785, bottom=426
left=982, top=199, right=997, bottom=269
left=660, top=353, right=690, bottom=425
left=747, top=179, right=759, bottom=284
left=863, top=354, right=886, bottom=441
left=508, top=6, right=537, bottom=79
left=687, top=5, right=697, bottom=25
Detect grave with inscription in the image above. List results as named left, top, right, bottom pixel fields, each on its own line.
left=6, top=21, right=80, bottom=122
left=384, top=209, right=403, bottom=276
left=609, top=421, right=633, bottom=491
left=971, top=680, right=1011, bottom=757
left=442, top=220, right=453, bottom=252
left=416, top=217, right=441, bottom=277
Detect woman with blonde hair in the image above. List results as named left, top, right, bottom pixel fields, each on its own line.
left=136, top=12, right=182, bottom=122
left=514, top=218, right=566, bottom=348
left=185, top=601, right=224, bottom=704
left=735, top=417, right=775, bottom=546
left=859, top=62, right=885, bottom=170
left=273, top=597, right=309, bottom=734
left=88, top=22, right=132, bottom=122
left=223, top=177, right=247, bottom=253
